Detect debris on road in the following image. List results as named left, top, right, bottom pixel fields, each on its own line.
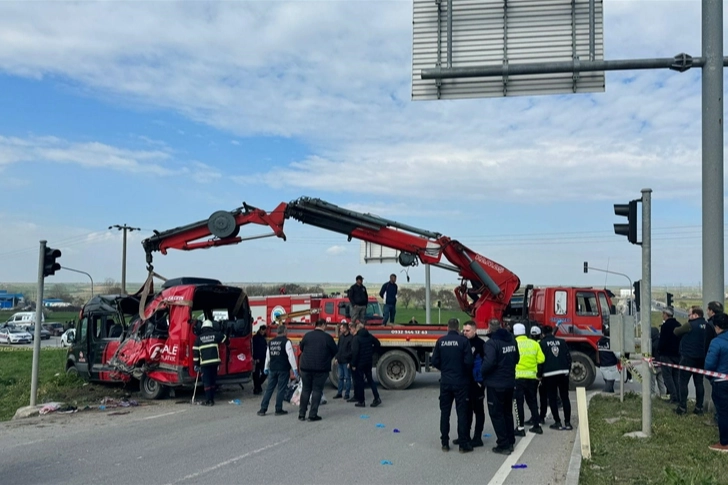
left=511, top=464, right=528, bottom=469
left=380, top=460, right=393, bottom=465
left=393, top=429, right=400, bottom=433
left=376, top=423, right=385, bottom=428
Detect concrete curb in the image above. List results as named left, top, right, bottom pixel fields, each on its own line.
left=565, top=391, right=599, bottom=485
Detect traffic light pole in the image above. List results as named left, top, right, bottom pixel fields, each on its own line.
left=30, top=240, right=46, bottom=407
left=640, top=188, right=652, bottom=436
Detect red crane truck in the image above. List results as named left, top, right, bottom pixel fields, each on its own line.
left=139, top=197, right=611, bottom=391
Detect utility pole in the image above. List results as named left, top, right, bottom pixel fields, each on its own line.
left=640, top=188, right=652, bottom=437
left=109, top=224, right=140, bottom=295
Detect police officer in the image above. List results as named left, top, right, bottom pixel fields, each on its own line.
left=257, top=325, right=299, bottom=416
left=252, top=325, right=268, bottom=395
left=539, top=325, right=573, bottom=430
left=460, top=320, right=486, bottom=448
left=431, top=318, right=474, bottom=453
left=192, top=319, right=227, bottom=406
left=514, top=323, right=545, bottom=435
left=675, top=305, right=708, bottom=415
left=481, top=318, right=519, bottom=455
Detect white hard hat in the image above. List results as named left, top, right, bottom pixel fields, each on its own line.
left=530, top=326, right=542, bottom=336
left=513, top=323, right=526, bottom=336
left=202, top=319, right=213, bottom=329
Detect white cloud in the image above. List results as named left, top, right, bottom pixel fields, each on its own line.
left=325, top=245, right=347, bottom=256
left=0, top=135, right=174, bottom=175
left=230, top=140, right=240, bottom=146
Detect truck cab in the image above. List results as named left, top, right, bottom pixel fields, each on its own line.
left=527, top=286, right=614, bottom=388
left=317, top=297, right=382, bottom=324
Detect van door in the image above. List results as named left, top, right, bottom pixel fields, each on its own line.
left=71, top=316, right=91, bottom=378
left=88, top=312, right=125, bottom=381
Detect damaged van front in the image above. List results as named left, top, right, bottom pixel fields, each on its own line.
left=66, top=277, right=254, bottom=399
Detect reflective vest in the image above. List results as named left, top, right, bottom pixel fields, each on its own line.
left=193, top=329, right=226, bottom=366
left=515, top=335, right=545, bottom=379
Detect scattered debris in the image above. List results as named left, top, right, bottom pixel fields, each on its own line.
left=360, top=415, right=369, bottom=419
left=393, top=429, right=401, bottom=433
left=108, top=411, right=130, bottom=416
left=229, top=399, right=242, bottom=405
left=483, top=433, right=492, bottom=438
left=376, top=423, right=385, bottom=428
left=381, top=460, right=393, bottom=465
left=511, top=464, right=527, bottom=469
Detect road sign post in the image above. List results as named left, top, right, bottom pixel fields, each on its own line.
left=640, top=188, right=652, bottom=436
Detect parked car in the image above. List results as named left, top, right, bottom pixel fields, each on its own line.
left=0, top=328, right=33, bottom=344
left=27, top=326, right=51, bottom=340
left=60, top=329, right=75, bottom=348
left=43, top=323, right=65, bottom=336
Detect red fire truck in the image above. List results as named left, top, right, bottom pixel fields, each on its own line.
left=140, top=197, right=613, bottom=390
left=248, top=293, right=383, bottom=329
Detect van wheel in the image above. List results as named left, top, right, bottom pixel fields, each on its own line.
left=376, top=350, right=416, bottom=390
left=140, top=374, right=169, bottom=400
left=66, top=364, right=79, bottom=378
left=569, top=351, right=596, bottom=389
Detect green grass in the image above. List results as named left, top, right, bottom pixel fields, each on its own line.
left=579, top=393, right=727, bottom=485
left=0, top=348, right=127, bottom=421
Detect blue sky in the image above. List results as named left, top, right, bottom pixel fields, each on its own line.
left=0, top=0, right=724, bottom=291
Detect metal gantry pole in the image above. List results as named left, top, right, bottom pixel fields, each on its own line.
left=30, top=240, right=46, bottom=407
left=701, top=0, right=724, bottom=414
left=425, top=264, right=432, bottom=324
left=702, top=0, right=724, bottom=312
left=641, top=189, right=652, bottom=436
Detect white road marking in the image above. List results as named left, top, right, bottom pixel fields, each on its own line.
left=487, top=431, right=536, bottom=485
left=167, top=439, right=291, bottom=484
left=141, top=410, right=185, bottom=420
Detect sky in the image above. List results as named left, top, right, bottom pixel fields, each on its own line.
left=0, top=0, right=724, bottom=292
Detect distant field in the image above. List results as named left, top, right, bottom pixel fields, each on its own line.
left=393, top=307, right=466, bottom=325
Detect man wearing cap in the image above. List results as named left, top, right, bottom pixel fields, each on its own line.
left=192, top=319, right=227, bottom=406
left=659, top=307, right=682, bottom=404
left=528, top=325, right=548, bottom=425
left=348, top=275, right=369, bottom=325
left=252, top=325, right=268, bottom=395
left=513, top=323, right=545, bottom=436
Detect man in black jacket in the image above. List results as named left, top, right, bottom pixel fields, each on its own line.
left=539, top=325, right=572, bottom=430
left=432, top=318, right=474, bottom=453
left=481, top=318, right=519, bottom=455
left=379, top=274, right=398, bottom=325
left=298, top=319, right=338, bottom=421
left=659, top=307, right=682, bottom=404
left=192, top=319, right=227, bottom=406
left=461, top=321, right=487, bottom=448
left=348, top=275, right=369, bottom=324
left=334, top=323, right=353, bottom=400
left=252, top=325, right=268, bottom=395
left=350, top=322, right=382, bottom=407
left=675, top=306, right=708, bottom=415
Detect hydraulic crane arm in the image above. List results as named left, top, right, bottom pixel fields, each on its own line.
left=283, top=197, right=521, bottom=322
left=141, top=202, right=288, bottom=269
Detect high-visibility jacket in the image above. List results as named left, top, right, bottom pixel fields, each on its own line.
left=515, top=335, right=545, bottom=379
left=193, top=328, right=227, bottom=366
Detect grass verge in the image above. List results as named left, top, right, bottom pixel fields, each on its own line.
left=580, top=392, right=726, bottom=485
left=0, top=347, right=131, bottom=422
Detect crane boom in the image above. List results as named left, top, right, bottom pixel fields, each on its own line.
left=140, top=196, right=520, bottom=323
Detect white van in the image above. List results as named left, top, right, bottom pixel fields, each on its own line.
left=4, top=312, right=44, bottom=329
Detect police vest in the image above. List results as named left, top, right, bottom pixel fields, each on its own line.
left=269, top=336, right=292, bottom=372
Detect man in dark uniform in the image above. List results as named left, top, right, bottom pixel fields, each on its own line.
left=192, top=319, right=227, bottom=406
left=350, top=322, right=382, bottom=408
left=348, top=275, right=369, bottom=324
left=252, top=325, right=268, bottom=395
left=258, top=325, right=298, bottom=416
left=539, top=325, right=573, bottom=430
left=675, top=306, right=708, bottom=415
left=529, top=325, right=549, bottom=425
left=460, top=320, right=486, bottom=448
left=659, top=307, right=682, bottom=404
left=431, top=318, right=474, bottom=453
left=298, top=319, right=338, bottom=421
left=481, top=318, right=519, bottom=455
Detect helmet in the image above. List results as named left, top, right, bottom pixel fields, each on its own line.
left=202, top=319, right=214, bottom=329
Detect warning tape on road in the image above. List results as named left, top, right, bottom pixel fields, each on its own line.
left=645, top=357, right=728, bottom=382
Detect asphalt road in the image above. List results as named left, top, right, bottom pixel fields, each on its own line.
left=0, top=373, right=588, bottom=485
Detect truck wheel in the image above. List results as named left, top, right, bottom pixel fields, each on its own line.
left=140, top=374, right=169, bottom=400
left=329, top=361, right=339, bottom=388
left=376, top=350, right=416, bottom=390
left=66, top=364, right=79, bottom=378
left=569, top=351, right=596, bottom=389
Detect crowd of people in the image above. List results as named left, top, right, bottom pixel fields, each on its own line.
left=431, top=318, right=573, bottom=454
left=595, top=302, right=728, bottom=453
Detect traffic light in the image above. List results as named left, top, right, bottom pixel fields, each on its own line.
left=43, top=247, right=61, bottom=277
left=583, top=262, right=588, bottom=273
left=633, top=280, right=641, bottom=312
left=614, top=199, right=639, bottom=245
left=666, top=292, right=674, bottom=307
